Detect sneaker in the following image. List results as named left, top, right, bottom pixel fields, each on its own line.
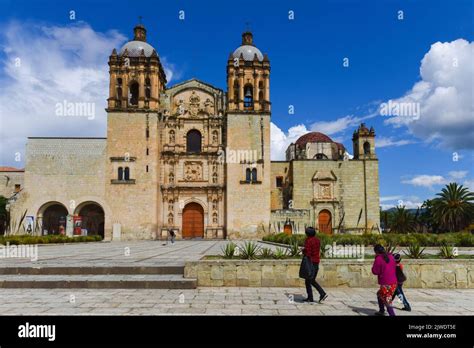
left=319, top=294, right=328, bottom=303
left=374, top=311, right=386, bottom=316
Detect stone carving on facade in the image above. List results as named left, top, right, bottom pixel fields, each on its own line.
left=204, top=98, right=214, bottom=114
left=319, top=184, right=332, bottom=199
left=189, top=91, right=201, bottom=117
left=169, top=130, right=175, bottom=144
left=184, top=161, right=203, bottom=181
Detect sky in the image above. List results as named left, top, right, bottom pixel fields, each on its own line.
left=0, top=0, right=473, bottom=209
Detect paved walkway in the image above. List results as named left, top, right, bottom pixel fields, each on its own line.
left=0, top=287, right=472, bottom=315
left=0, top=241, right=251, bottom=267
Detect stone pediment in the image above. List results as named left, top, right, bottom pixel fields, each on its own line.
left=312, top=170, right=337, bottom=181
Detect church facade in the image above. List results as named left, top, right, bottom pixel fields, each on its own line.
left=5, top=24, right=380, bottom=240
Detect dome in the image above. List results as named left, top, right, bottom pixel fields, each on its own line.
left=295, top=132, right=334, bottom=147
left=233, top=45, right=264, bottom=62
left=120, top=40, right=155, bottom=57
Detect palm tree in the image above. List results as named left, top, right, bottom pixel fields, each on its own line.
left=432, top=183, right=474, bottom=232
left=389, top=206, right=416, bottom=233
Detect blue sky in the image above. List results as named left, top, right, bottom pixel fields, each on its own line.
left=0, top=0, right=473, bottom=209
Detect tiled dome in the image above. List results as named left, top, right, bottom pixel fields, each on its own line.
left=295, top=132, right=333, bottom=147
left=120, top=40, right=155, bottom=57
left=233, top=45, right=264, bottom=61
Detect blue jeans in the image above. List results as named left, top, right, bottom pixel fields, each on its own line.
left=392, top=284, right=411, bottom=310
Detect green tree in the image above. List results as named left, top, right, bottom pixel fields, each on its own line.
left=432, top=183, right=474, bottom=232
left=419, top=199, right=439, bottom=233
left=389, top=206, right=416, bottom=233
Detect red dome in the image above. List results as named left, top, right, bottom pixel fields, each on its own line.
left=295, top=132, right=333, bottom=147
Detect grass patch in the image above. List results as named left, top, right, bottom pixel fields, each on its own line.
left=0, top=234, right=103, bottom=245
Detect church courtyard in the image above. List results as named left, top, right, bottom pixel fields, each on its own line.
left=0, top=241, right=472, bottom=316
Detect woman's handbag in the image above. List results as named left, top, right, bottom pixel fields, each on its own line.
left=299, top=255, right=315, bottom=280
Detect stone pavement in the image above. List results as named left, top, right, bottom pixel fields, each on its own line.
left=0, top=240, right=250, bottom=267
left=0, top=287, right=472, bottom=315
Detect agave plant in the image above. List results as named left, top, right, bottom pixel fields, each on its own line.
left=259, top=247, right=273, bottom=259
left=438, top=243, right=457, bottom=259
left=238, top=241, right=261, bottom=260
left=273, top=247, right=288, bottom=259
left=288, top=240, right=301, bottom=257
left=403, top=243, right=425, bottom=259
left=221, top=242, right=237, bottom=259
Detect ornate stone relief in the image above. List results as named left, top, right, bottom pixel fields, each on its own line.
left=184, top=161, right=203, bottom=181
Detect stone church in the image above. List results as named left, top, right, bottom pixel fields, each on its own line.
left=4, top=23, right=380, bottom=240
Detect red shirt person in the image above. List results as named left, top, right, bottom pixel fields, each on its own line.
left=302, top=227, right=327, bottom=303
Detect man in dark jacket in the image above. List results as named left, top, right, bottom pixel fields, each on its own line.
left=302, top=227, right=328, bottom=303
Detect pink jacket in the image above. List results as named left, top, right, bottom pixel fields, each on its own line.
left=371, top=253, right=397, bottom=285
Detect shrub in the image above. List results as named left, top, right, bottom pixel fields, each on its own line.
left=221, top=242, right=237, bottom=259
left=238, top=241, right=261, bottom=260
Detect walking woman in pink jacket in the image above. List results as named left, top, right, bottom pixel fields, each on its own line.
left=371, top=244, right=397, bottom=316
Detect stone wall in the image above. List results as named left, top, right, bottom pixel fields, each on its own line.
left=184, top=259, right=474, bottom=289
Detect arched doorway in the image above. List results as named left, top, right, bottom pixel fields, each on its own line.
left=318, top=210, right=332, bottom=235
left=76, top=203, right=105, bottom=238
left=42, top=203, right=68, bottom=235
left=182, top=202, right=204, bottom=239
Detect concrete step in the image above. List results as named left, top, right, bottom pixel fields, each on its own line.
left=0, top=266, right=184, bottom=275
left=0, top=274, right=197, bottom=289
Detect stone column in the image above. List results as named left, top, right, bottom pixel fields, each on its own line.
left=254, top=73, right=260, bottom=111
left=227, top=71, right=234, bottom=110
left=122, top=75, right=128, bottom=108
left=138, top=70, right=145, bottom=108
left=238, top=73, right=244, bottom=110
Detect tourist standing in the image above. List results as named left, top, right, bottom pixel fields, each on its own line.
left=371, top=244, right=397, bottom=316
left=302, top=227, right=328, bottom=303
left=392, top=253, right=411, bottom=311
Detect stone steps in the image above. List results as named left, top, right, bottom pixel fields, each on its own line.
left=0, top=266, right=196, bottom=289
left=0, top=266, right=184, bottom=275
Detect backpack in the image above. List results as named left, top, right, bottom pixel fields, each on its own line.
left=396, top=265, right=407, bottom=283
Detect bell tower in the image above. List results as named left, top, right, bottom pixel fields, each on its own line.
left=105, top=22, right=166, bottom=240
left=226, top=31, right=271, bottom=112
left=107, top=23, right=167, bottom=111
left=225, top=31, right=271, bottom=238
left=352, top=123, right=377, bottom=160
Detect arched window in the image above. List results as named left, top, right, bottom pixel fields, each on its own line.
left=314, top=153, right=328, bottom=160
left=124, top=167, right=130, bottom=180
left=116, top=78, right=123, bottom=99
left=233, top=80, right=239, bottom=102
left=244, top=84, right=253, bottom=108
left=186, top=130, right=202, bottom=153
left=118, top=167, right=123, bottom=180
left=251, top=168, right=257, bottom=182
left=363, top=142, right=371, bottom=155
left=129, top=82, right=139, bottom=106
left=245, top=168, right=251, bottom=183
left=145, top=78, right=151, bottom=99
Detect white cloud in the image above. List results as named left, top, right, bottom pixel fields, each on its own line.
left=464, top=179, right=474, bottom=191
left=380, top=195, right=403, bottom=202
left=0, top=21, right=179, bottom=166
left=448, top=170, right=468, bottom=180
left=384, top=39, right=474, bottom=150
left=270, top=122, right=309, bottom=160
left=376, top=136, right=414, bottom=148
left=310, top=115, right=359, bottom=136
left=402, top=175, right=447, bottom=189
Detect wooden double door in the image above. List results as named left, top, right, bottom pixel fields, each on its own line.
left=182, top=203, right=204, bottom=239
left=318, top=210, right=332, bottom=235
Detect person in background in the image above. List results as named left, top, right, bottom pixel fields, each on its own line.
left=169, top=228, right=176, bottom=244
left=392, top=253, right=411, bottom=311
left=371, top=244, right=397, bottom=316
left=302, top=227, right=328, bottom=303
